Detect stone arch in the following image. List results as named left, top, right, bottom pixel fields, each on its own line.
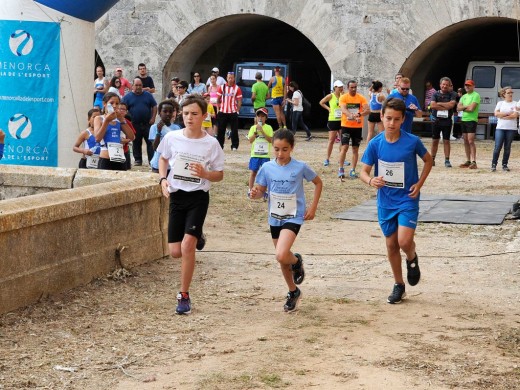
left=398, top=16, right=520, bottom=102
left=161, top=14, right=332, bottom=126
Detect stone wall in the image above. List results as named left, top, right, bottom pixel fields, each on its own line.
left=0, top=166, right=169, bottom=315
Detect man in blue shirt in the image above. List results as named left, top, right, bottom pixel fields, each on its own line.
left=122, top=78, right=157, bottom=166
left=360, top=98, right=433, bottom=305
left=388, top=77, right=422, bottom=133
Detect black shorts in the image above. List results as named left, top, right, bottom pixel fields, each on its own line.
left=327, top=121, right=341, bottom=131
left=78, top=158, right=87, bottom=169
left=432, top=124, right=452, bottom=140
left=270, top=222, right=301, bottom=239
left=461, top=121, right=477, bottom=134
left=98, top=157, right=127, bottom=171
left=368, top=112, right=381, bottom=123
left=340, top=127, right=362, bottom=147
left=168, top=190, right=209, bottom=243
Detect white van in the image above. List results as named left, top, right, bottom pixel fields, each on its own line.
left=466, top=61, right=520, bottom=114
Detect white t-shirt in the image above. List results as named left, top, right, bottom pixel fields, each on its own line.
left=206, top=76, right=226, bottom=86
left=495, top=100, right=518, bottom=130
left=157, top=130, right=224, bottom=192
left=292, top=90, right=303, bottom=112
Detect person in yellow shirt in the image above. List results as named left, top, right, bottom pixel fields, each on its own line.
left=202, top=93, right=216, bottom=135
left=267, top=66, right=287, bottom=129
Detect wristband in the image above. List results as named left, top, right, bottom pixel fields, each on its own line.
left=120, top=121, right=127, bottom=125
left=368, top=177, right=373, bottom=187
left=159, top=177, right=167, bottom=185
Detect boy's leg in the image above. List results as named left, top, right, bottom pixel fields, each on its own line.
left=351, top=146, right=359, bottom=171
left=385, top=231, right=404, bottom=285
left=248, top=170, right=257, bottom=191
left=179, top=234, right=198, bottom=292
left=397, top=225, right=416, bottom=261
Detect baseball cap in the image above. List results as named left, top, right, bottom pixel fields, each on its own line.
left=333, top=80, right=344, bottom=88
left=212, top=67, right=219, bottom=72
left=115, top=67, right=123, bottom=72
left=464, top=80, right=475, bottom=86
left=256, top=107, right=268, bottom=116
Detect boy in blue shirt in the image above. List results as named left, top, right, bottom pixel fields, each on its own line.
left=149, top=99, right=181, bottom=173
left=360, top=98, right=433, bottom=304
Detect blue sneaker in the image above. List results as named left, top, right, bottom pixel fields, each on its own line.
left=338, top=167, right=345, bottom=178
left=323, top=159, right=330, bottom=166
left=176, top=292, right=191, bottom=315
left=349, top=169, right=359, bottom=179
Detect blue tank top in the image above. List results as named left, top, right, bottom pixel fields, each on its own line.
left=84, top=129, right=101, bottom=154
left=94, top=79, right=105, bottom=101
left=101, top=117, right=122, bottom=150
left=370, top=92, right=383, bottom=110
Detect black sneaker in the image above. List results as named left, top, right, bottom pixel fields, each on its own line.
left=387, top=283, right=406, bottom=304
left=196, top=233, right=206, bottom=251
left=406, top=254, right=421, bottom=286
left=284, top=287, right=301, bottom=312
left=292, top=253, right=305, bottom=285
left=134, top=160, right=143, bottom=166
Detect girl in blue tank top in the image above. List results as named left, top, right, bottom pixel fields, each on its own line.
left=93, top=92, right=135, bottom=171
left=367, top=80, right=386, bottom=142
left=93, top=66, right=108, bottom=109
left=73, top=108, right=102, bottom=169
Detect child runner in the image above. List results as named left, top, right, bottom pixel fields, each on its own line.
left=157, top=94, right=224, bottom=315
left=247, top=107, right=273, bottom=197
left=73, top=108, right=101, bottom=169
left=202, top=93, right=216, bottom=136
left=360, top=98, right=433, bottom=304
left=94, top=92, right=135, bottom=171
left=149, top=99, right=181, bottom=173
left=250, top=129, right=322, bottom=312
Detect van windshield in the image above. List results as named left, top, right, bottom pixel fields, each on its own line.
left=236, top=66, right=278, bottom=87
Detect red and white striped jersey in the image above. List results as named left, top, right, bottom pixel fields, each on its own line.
left=217, top=84, right=242, bottom=113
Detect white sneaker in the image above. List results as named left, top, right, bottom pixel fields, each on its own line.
left=232, top=148, right=237, bottom=151
left=450, top=135, right=456, bottom=141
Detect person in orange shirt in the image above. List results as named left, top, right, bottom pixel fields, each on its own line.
left=338, top=80, right=369, bottom=179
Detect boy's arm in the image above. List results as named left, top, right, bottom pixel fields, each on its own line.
left=409, top=151, right=433, bottom=198
left=360, top=163, right=384, bottom=189
left=304, top=175, right=323, bottom=221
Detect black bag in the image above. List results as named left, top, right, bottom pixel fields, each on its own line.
left=298, top=90, right=311, bottom=117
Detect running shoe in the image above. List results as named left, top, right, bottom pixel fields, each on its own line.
left=349, top=169, right=359, bottom=179
left=292, top=253, right=305, bottom=285
left=387, top=283, right=406, bottom=304
left=406, top=254, right=420, bottom=286
left=444, top=160, right=452, bottom=168
left=176, top=292, right=191, bottom=315
left=196, top=233, right=206, bottom=251
left=469, top=161, right=477, bottom=169
left=503, top=165, right=510, bottom=172
left=284, top=287, right=301, bottom=312
left=305, top=136, right=314, bottom=141
left=338, top=167, right=345, bottom=178
left=459, top=161, right=471, bottom=168
left=344, top=161, right=351, bottom=167
left=226, top=130, right=231, bottom=139
left=323, top=159, right=330, bottom=167
left=491, top=164, right=497, bottom=172
left=432, top=158, right=436, bottom=167
left=263, top=191, right=268, bottom=202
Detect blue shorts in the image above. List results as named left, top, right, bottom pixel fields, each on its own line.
left=378, top=207, right=419, bottom=237
left=271, top=97, right=283, bottom=106
left=249, top=157, right=269, bottom=171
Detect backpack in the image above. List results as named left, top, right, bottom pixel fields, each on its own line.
left=298, top=90, right=312, bottom=117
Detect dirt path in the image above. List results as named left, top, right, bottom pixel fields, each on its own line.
left=1, top=133, right=519, bottom=389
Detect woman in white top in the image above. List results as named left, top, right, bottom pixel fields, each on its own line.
left=287, top=81, right=312, bottom=141
left=108, top=77, right=122, bottom=98
left=491, top=86, right=518, bottom=171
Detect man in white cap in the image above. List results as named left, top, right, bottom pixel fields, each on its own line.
left=114, top=67, right=132, bottom=97
left=206, top=67, right=226, bottom=87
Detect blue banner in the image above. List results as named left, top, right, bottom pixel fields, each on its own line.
left=0, top=20, right=60, bottom=166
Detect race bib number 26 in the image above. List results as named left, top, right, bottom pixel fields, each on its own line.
left=378, top=159, right=405, bottom=188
